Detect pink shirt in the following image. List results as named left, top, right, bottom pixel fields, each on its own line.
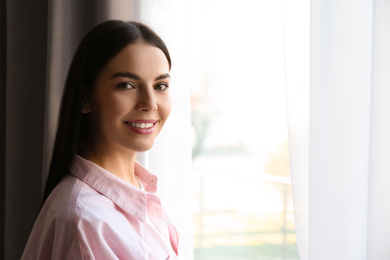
left=22, top=155, right=179, bottom=259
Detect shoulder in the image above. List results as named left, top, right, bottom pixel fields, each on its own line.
left=27, top=174, right=111, bottom=244
left=43, top=175, right=88, bottom=220
left=22, top=176, right=86, bottom=259
left=47, top=174, right=139, bottom=239
left=22, top=175, right=122, bottom=259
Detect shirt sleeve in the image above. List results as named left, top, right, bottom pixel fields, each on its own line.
left=21, top=217, right=83, bottom=260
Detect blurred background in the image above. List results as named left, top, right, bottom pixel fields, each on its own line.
left=186, top=1, right=297, bottom=259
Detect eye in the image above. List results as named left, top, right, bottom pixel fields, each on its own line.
left=155, top=83, right=169, bottom=91
left=116, top=82, right=135, bottom=90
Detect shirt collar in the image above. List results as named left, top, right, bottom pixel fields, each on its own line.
left=69, top=154, right=158, bottom=223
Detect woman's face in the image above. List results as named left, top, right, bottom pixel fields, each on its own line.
left=84, top=42, right=171, bottom=153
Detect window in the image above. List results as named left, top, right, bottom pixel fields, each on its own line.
left=188, top=1, right=298, bottom=259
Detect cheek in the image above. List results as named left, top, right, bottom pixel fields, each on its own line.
left=160, top=96, right=172, bottom=121
left=94, top=95, right=131, bottom=117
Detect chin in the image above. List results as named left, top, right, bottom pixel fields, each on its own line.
left=135, top=147, right=153, bottom=152
left=129, top=142, right=155, bottom=152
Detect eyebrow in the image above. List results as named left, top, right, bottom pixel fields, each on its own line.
left=111, top=72, right=140, bottom=80
left=155, top=73, right=171, bottom=81
left=111, top=72, right=170, bottom=81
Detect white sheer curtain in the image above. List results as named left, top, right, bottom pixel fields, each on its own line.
left=282, top=0, right=310, bottom=258
left=284, top=0, right=390, bottom=259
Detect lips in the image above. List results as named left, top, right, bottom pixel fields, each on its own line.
left=124, top=120, right=158, bottom=135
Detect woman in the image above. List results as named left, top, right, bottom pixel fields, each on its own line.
left=22, top=20, right=179, bottom=259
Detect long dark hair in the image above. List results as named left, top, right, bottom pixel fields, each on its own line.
left=42, top=20, right=171, bottom=204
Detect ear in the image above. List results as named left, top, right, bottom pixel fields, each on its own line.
left=81, top=99, right=91, bottom=113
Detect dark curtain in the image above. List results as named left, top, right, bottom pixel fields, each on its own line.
left=1, top=1, right=138, bottom=258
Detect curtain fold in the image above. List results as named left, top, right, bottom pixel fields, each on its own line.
left=282, top=0, right=310, bottom=259
left=5, top=1, right=48, bottom=259
left=0, top=0, right=6, bottom=258
left=310, top=1, right=372, bottom=258
left=367, top=0, right=390, bottom=258
left=286, top=0, right=390, bottom=259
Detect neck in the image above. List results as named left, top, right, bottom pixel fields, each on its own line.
left=79, top=143, right=140, bottom=189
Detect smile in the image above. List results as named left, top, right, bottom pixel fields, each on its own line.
left=128, top=122, right=154, bottom=129
left=124, top=120, right=158, bottom=135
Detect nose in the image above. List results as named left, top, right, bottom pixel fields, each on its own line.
left=136, top=88, right=158, bottom=112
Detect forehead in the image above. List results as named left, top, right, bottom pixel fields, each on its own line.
left=102, top=42, right=170, bottom=75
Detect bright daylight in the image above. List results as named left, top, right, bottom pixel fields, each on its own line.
left=186, top=1, right=299, bottom=259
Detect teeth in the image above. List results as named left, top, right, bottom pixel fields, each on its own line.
left=130, top=122, right=154, bottom=129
